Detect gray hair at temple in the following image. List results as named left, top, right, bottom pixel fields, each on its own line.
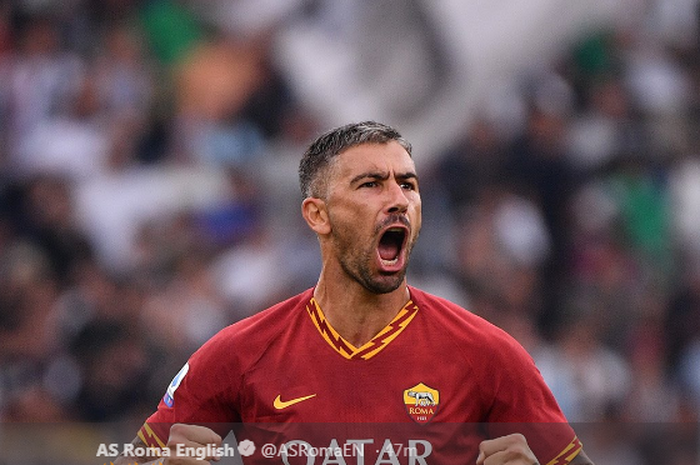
left=298, top=121, right=413, bottom=199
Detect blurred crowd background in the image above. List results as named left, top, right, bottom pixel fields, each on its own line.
left=1, top=0, right=700, bottom=463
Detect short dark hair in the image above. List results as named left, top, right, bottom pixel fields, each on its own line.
left=299, top=120, right=412, bottom=198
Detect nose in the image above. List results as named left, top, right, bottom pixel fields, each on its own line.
left=386, top=181, right=409, bottom=214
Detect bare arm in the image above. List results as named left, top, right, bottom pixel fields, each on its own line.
left=114, top=437, right=161, bottom=465
left=114, top=424, right=222, bottom=465
left=477, top=434, right=595, bottom=465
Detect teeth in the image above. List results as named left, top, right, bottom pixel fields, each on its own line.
left=380, top=257, right=399, bottom=266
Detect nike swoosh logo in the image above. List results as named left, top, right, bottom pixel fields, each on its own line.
left=273, top=393, right=317, bottom=410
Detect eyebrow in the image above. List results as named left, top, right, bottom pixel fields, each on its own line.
left=349, top=171, right=419, bottom=186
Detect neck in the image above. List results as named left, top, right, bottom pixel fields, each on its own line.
left=313, top=270, right=410, bottom=347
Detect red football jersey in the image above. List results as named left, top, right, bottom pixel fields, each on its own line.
left=139, top=287, right=582, bottom=464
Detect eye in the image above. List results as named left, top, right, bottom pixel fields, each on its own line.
left=401, top=181, right=417, bottom=191
left=359, top=181, right=378, bottom=189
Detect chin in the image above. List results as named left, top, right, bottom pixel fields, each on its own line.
left=363, top=273, right=406, bottom=295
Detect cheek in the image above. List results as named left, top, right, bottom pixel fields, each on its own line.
left=411, top=202, right=422, bottom=231
left=329, top=201, right=372, bottom=230
left=329, top=209, right=376, bottom=252
left=329, top=208, right=358, bottom=241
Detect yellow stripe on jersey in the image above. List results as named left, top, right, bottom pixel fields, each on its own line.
left=306, top=298, right=419, bottom=360
left=545, top=436, right=583, bottom=465
left=138, top=422, right=166, bottom=449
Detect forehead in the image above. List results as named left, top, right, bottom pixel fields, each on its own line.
left=332, top=141, right=416, bottom=176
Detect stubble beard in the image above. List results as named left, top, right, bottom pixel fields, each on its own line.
left=332, top=221, right=417, bottom=295
left=339, top=252, right=407, bottom=294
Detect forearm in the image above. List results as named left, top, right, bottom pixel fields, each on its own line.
left=113, top=437, right=164, bottom=465
left=114, top=456, right=163, bottom=465
left=115, top=423, right=223, bottom=465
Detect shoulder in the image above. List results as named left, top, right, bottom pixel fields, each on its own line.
left=409, top=287, right=519, bottom=345
left=409, top=286, right=534, bottom=367
left=227, top=288, right=313, bottom=336
left=190, top=288, right=313, bottom=368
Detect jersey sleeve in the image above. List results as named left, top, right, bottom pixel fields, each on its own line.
left=484, top=331, right=583, bottom=465
left=138, top=327, right=243, bottom=448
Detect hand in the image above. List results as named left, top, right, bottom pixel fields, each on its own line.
left=163, top=423, right=223, bottom=465
left=476, top=433, right=539, bottom=465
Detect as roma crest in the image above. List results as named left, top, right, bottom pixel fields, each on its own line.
left=403, top=382, right=439, bottom=424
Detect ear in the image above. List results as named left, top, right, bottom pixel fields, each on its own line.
left=301, top=197, right=331, bottom=235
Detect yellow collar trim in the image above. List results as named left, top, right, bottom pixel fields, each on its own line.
left=305, top=297, right=419, bottom=360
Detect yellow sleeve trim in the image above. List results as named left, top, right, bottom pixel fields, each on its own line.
left=137, top=422, right=167, bottom=449
left=545, top=436, right=583, bottom=465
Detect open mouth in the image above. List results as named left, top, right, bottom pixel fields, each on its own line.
left=378, top=227, right=407, bottom=266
